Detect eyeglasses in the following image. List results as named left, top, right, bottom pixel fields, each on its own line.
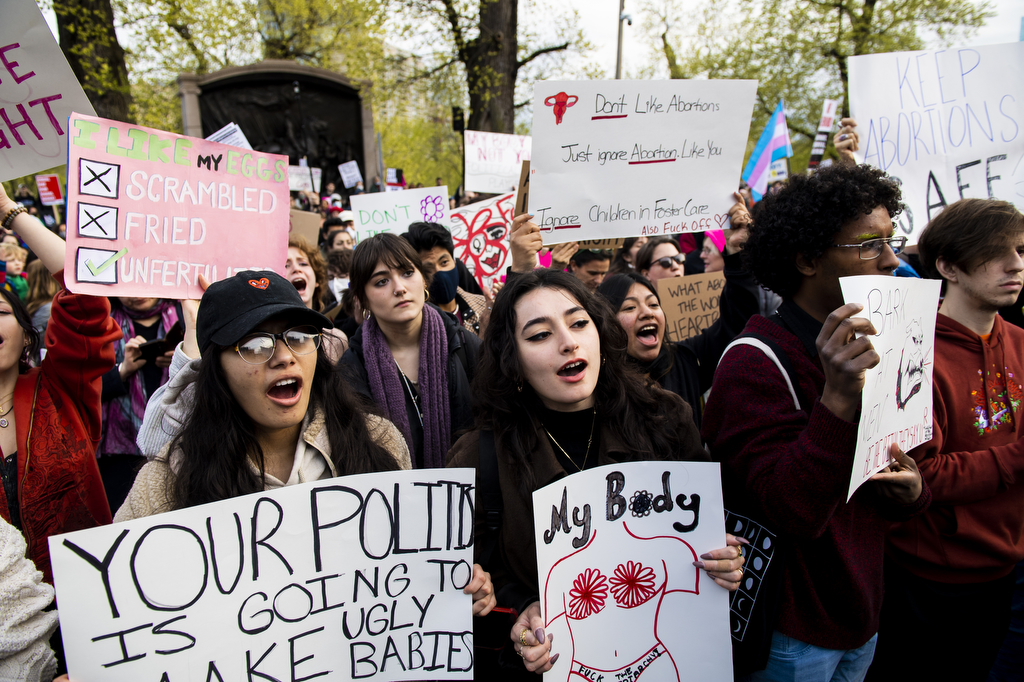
left=234, top=325, right=321, bottom=364
left=652, top=254, right=686, bottom=269
left=830, top=236, right=908, bottom=260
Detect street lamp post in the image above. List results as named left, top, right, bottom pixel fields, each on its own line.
left=615, top=0, right=632, bottom=79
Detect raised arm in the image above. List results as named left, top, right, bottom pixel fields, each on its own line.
left=0, top=185, right=65, bottom=274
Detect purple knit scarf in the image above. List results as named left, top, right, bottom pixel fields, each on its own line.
left=363, top=305, right=451, bottom=468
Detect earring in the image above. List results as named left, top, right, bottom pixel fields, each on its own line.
left=424, top=287, right=430, bottom=302
left=516, top=380, right=523, bottom=392
left=363, top=309, right=371, bottom=321
left=601, top=356, right=606, bottom=366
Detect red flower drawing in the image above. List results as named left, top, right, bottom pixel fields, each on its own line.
left=609, top=561, right=658, bottom=608
left=568, top=568, right=609, bottom=619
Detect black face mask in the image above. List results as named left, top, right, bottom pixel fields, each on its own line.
left=429, top=266, right=460, bottom=304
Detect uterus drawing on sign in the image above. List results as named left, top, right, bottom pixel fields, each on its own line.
left=544, top=92, right=578, bottom=125
left=542, top=522, right=698, bottom=682
left=896, top=318, right=927, bottom=410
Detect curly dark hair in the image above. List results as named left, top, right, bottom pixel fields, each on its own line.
left=473, top=269, right=702, bottom=495
left=743, top=163, right=903, bottom=298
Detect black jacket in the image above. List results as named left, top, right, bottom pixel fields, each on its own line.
left=339, top=304, right=481, bottom=468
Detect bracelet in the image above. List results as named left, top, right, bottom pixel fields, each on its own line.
left=1, top=205, right=26, bottom=231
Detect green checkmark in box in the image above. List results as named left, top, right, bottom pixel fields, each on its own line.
left=85, top=247, right=128, bottom=277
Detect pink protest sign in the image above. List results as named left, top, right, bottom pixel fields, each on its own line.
left=64, top=113, right=291, bottom=299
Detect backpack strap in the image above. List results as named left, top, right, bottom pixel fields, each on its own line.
left=453, top=327, right=475, bottom=385
left=718, top=333, right=804, bottom=411
left=477, top=430, right=502, bottom=567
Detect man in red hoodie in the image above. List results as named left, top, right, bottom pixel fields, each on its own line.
left=869, top=198, right=1024, bottom=682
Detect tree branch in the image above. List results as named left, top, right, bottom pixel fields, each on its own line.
left=440, top=0, right=469, bottom=64
left=517, top=41, right=570, bottom=68
left=395, top=56, right=459, bottom=85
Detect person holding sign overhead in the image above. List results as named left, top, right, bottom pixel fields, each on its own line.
left=447, top=266, right=746, bottom=677
left=0, top=185, right=120, bottom=588
left=340, top=233, right=480, bottom=470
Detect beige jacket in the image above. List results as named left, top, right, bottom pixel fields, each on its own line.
left=115, top=411, right=410, bottom=521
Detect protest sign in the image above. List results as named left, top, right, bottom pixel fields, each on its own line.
left=35, top=173, right=64, bottom=206
left=529, top=80, right=756, bottom=243
left=205, top=122, right=253, bottom=150
left=50, top=468, right=477, bottom=682
left=451, top=192, right=514, bottom=291
left=351, top=185, right=450, bottom=243
left=464, top=130, right=532, bottom=193
left=63, top=113, right=291, bottom=299
left=808, top=99, right=842, bottom=169
left=288, top=165, right=322, bottom=193
left=769, top=158, right=789, bottom=182
left=657, top=273, right=726, bottom=343
left=0, top=0, right=97, bottom=181
left=841, top=275, right=941, bottom=500
left=533, top=461, right=732, bottom=681
left=850, top=43, right=1024, bottom=243
left=340, top=160, right=363, bottom=188
left=514, top=160, right=530, bottom=216
left=289, top=208, right=321, bottom=246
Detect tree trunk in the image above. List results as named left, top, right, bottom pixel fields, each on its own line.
left=465, top=0, right=518, bottom=133
left=53, top=0, right=135, bottom=123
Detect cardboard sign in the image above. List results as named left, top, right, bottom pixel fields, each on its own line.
left=657, top=273, right=726, bottom=343
left=351, top=185, right=450, bottom=243
left=64, top=113, right=290, bottom=298
left=0, top=0, right=97, bottom=181
left=205, top=122, right=252, bottom=150
left=49, top=468, right=476, bottom=681
left=35, top=173, right=64, bottom=206
left=339, top=160, right=363, bottom=189
left=514, top=160, right=530, bottom=216
left=529, top=80, right=756, bottom=242
left=533, top=461, right=732, bottom=681
left=289, top=208, right=321, bottom=246
left=840, top=275, right=941, bottom=500
left=450, top=192, right=515, bottom=291
left=850, top=43, right=1024, bottom=243
left=288, top=165, right=322, bottom=193
left=464, top=130, right=532, bottom=193
left=769, top=158, right=789, bottom=182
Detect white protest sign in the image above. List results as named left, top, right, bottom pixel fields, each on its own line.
left=0, top=0, right=97, bottom=181
left=533, top=461, right=732, bottom=681
left=841, top=275, right=941, bottom=500
left=464, top=130, right=532, bottom=193
left=288, top=165, right=322, bottom=193
left=450, top=192, right=515, bottom=291
left=351, top=185, right=450, bottom=243
left=850, top=43, right=1024, bottom=243
left=529, top=80, right=756, bottom=243
left=50, top=468, right=476, bottom=681
left=339, top=160, right=363, bottom=188
left=205, top=122, right=253, bottom=150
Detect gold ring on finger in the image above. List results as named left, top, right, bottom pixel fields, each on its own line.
left=520, top=629, right=529, bottom=646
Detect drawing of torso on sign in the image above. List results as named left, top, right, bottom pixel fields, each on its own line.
left=544, top=523, right=698, bottom=681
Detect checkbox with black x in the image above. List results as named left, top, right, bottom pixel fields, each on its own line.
left=79, top=159, right=120, bottom=200
left=76, top=202, right=118, bottom=241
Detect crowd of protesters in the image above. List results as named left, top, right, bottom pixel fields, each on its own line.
left=0, top=115, right=1021, bottom=682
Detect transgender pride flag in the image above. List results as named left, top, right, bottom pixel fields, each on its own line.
left=742, top=101, right=793, bottom=202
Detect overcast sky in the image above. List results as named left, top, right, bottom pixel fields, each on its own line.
left=573, top=0, right=1024, bottom=78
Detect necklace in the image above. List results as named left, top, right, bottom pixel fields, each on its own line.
left=543, top=408, right=597, bottom=472
left=0, top=402, right=13, bottom=429
left=394, top=360, right=424, bottom=428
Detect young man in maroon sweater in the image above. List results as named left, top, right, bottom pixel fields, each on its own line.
left=868, top=199, right=1024, bottom=682
left=702, top=162, right=930, bottom=682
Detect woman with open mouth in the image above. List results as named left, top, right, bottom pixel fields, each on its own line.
left=446, top=269, right=746, bottom=678
left=286, top=235, right=347, bottom=360
left=340, top=233, right=480, bottom=470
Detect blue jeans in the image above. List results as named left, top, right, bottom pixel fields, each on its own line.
left=741, top=631, right=878, bottom=682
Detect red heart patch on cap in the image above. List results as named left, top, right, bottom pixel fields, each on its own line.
left=249, top=278, right=270, bottom=290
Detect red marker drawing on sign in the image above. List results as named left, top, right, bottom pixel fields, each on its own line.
left=544, top=92, right=578, bottom=125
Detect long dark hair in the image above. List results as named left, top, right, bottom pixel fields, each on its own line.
left=474, top=269, right=698, bottom=494
left=169, top=335, right=401, bottom=509
left=0, top=287, right=39, bottom=373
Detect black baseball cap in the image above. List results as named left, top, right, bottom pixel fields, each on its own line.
left=197, top=270, right=332, bottom=353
